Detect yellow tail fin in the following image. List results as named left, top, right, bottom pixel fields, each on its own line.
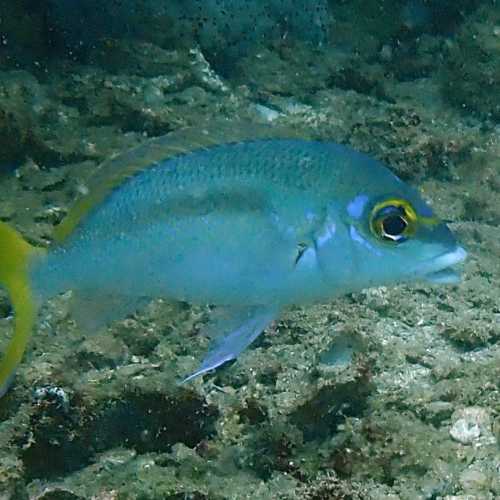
left=0, top=222, right=40, bottom=396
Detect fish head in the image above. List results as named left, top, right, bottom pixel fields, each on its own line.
left=312, top=148, right=467, bottom=294
left=336, top=184, right=467, bottom=290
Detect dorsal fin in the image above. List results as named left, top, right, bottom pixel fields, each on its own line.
left=53, top=121, right=305, bottom=243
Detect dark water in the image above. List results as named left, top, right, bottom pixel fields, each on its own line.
left=0, top=1, right=499, bottom=498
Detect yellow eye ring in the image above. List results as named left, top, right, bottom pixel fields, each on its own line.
left=369, top=198, right=417, bottom=242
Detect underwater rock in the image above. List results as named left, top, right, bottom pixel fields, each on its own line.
left=34, top=489, right=86, bottom=500
left=443, top=5, right=500, bottom=121
left=0, top=200, right=15, bottom=221
left=75, top=335, right=129, bottom=370
left=442, top=313, right=500, bottom=349
left=423, top=401, right=455, bottom=426
left=0, top=454, right=26, bottom=499
left=450, top=416, right=481, bottom=444
left=1, top=39, right=241, bottom=168
left=328, top=0, right=480, bottom=63
left=50, top=46, right=236, bottom=137
left=318, top=330, right=365, bottom=370
left=298, top=471, right=372, bottom=499
left=19, top=386, right=218, bottom=480
left=449, top=407, right=495, bottom=445
left=458, top=468, right=492, bottom=494
left=46, top=0, right=330, bottom=72
left=0, top=70, right=134, bottom=167
left=17, top=159, right=66, bottom=192
left=0, top=71, right=46, bottom=165
left=289, top=373, right=372, bottom=441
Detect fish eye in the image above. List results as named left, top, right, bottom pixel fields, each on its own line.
left=381, top=212, right=408, bottom=240
left=370, top=199, right=417, bottom=243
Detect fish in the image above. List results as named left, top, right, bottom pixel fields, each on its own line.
left=0, top=123, right=467, bottom=395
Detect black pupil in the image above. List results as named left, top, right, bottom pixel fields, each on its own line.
left=382, top=214, right=407, bottom=236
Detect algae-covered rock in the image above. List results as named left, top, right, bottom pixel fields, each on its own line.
left=0, top=71, right=47, bottom=165
left=443, top=6, right=500, bottom=121
left=0, top=70, right=136, bottom=167
left=19, top=386, right=218, bottom=480
left=46, top=0, right=330, bottom=72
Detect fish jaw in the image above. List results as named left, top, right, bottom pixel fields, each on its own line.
left=415, top=246, right=467, bottom=284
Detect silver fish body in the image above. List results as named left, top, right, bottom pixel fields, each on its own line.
left=33, top=139, right=459, bottom=302
left=28, top=135, right=466, bottom=380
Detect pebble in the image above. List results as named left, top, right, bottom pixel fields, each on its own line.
left=450, top=417, right=481, bottom=444
left=449, top=407, right=493, bottom=445
left=253, top=103, right=281, bottom=122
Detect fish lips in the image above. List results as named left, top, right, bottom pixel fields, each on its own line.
left=416, top=246, right=467, bottom=284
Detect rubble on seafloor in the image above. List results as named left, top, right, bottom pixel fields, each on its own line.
left=0, top=1, right=499, bottom=498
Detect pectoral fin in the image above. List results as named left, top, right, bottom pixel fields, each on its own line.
left=183, top=305, right=278, bottom=382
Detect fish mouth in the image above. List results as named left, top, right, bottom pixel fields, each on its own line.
left=416, top=246, right=467, bottom=284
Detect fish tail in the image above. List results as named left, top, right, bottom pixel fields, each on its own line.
left=0, top=222, right=40, bottom=396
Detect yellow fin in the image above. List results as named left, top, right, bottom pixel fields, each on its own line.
left=0, top=222, right=43, bottom=396
left=53, top=121, right=305, bottom=243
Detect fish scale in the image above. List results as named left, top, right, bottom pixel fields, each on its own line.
left=34, top=141, right=331, bottom=305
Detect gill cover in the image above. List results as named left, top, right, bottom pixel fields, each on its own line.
left=0, top=222, right=41, bottom=396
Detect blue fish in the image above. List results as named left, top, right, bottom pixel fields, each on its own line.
left=0, top=124, right=466, bottom=394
